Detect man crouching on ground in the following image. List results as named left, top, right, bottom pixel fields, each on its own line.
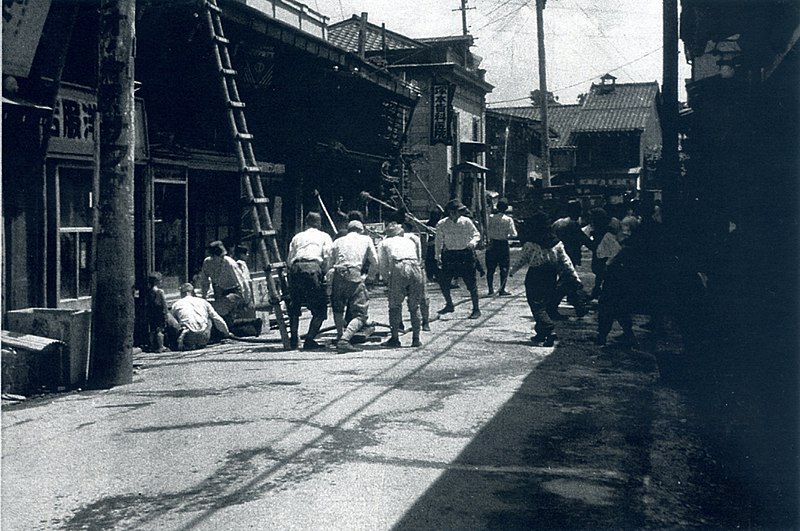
left=167, top=283, right=232, bottom=351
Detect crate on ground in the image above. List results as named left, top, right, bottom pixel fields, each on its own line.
left=5, top=308, right=92, bottom=388
left=1, top=331, right=66, bottom=395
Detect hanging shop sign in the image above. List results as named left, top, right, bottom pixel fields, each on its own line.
left=430, top=82, right=455, bottom=146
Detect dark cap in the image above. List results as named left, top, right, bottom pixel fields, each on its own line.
left=207, top=240, right=227, bottom=256
left=444, top=199, right=465, bottom=213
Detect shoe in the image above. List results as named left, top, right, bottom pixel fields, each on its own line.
left=398, top=323, right=406, bottom=333
left=498, top=290, right=511, bottom=296
left=290, top=337, right=299, bottom=349
left=382, top=338, right=402, bottom=348
left=530, top=334, right=546, bottom=344
left=437, top=305, right=455, bottom=314
left=468, top=310, right=481, bottom=319
left=303, top=339, right=324, bottom=350
left=422, top=324, right=431, bottom=332
left=411, top=339, right=422, bottom=347
left=543, top=334, right=557, bottom=347
left=487, top=288, right=495, bottom=296
left=336, top=340, right=359, bottom=353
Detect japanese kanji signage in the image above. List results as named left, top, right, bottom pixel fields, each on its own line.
left=48, top=84, right=148, bottom=160
left=430, top=82, right=454, bottom=145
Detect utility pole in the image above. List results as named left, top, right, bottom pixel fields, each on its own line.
left=535, top=0, right=551, bottom=188
left=662, top=0, right=680, bottom=201
left=91, top=0, right=136, bottom=388
left=453, top=0, right=475, bottom=65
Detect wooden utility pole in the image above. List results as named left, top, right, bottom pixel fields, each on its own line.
left=91, top=0, right=136, bottom=387
left=535, top=0, right=551, bottom=188
left=454, top=0, right=475, bottom=65
left=459, top=0, right=469, bottom=35
left=662, top=0, right=680, bottom=194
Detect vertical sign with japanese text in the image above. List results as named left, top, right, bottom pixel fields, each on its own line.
left=430, top=82, right=454, bottom=145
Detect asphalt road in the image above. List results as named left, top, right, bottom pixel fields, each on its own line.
left=2, top=254, right=794, bottom=530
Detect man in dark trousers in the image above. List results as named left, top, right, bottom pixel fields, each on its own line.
left=434, top=199, right=482, bottom=319
left=485, top=197, right=518, bottom=296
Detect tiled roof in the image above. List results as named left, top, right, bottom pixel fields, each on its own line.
left=328, top=15, right=425, bottom=52
left=573, top=82, right=659, bottom=132
left=491, top=105, right=582, bottom=148
left=490, top=81, right=660, bottom=141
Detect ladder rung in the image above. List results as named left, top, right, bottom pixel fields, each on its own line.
left=257, top=229, right=277, bottom=237
left=246, top=197, right=269, bottom=205
left=267, top=261, right=287, bottom=271
left=213, top=35, right=230, bottom=45
left=221, top=68, right=238, bottom=76
left=236, top=133, right=254, bottom=141
left=228, top=100, right=245, bottom=109
left=206, top=1, right=222, bottom=13
left=242, top=166, right=261, bottom=173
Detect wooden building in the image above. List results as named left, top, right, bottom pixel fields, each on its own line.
left=2, top=0, right=419, bottom=343
left=328, top=14, right=493, bottom=225
left=488, top=76, right=662, bottom=208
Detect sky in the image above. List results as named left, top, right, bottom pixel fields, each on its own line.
left=309, top=0, right=691, bottom=106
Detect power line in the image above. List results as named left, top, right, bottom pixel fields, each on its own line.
left=570, top=0, right=637, bottom=82
left=337, top=0, right=345, bottom=19
left=486, top=46, right=663, bottom=105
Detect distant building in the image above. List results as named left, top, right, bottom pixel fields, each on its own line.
left=488, top=75, right=662, bottom=207
left=328, top=15, right=494, bottom=225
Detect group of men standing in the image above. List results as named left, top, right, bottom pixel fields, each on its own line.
left=286, top=210, right=429, bottom=353
left=284, top=196, right=521, bottom=352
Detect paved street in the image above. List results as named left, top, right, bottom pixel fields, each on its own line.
left=1, top=255, right=793, bottom=530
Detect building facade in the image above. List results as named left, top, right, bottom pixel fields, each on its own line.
left=488, top=76, right=662, bottom=210
left=328, top=15, right=493, bottom=226
left=2, top=0, right=419, bottom=344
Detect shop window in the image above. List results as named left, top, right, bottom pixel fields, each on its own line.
left=59, top=167, right=93, bottom=301
left=153, top=181, right=187, bottom=291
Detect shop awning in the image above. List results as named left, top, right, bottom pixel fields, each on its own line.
left=2, top=95, right=51, bottom=111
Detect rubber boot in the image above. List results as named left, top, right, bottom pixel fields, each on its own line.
left=289, top=316, right=300, bottom=349
left=468, top=289, right=481, bottom=319
left=333, top=312, right=345, bottom=341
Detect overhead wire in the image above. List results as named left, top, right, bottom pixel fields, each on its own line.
left=486, top=46, right=663, bottom=106
left=569, top=0, right=638, bottom=81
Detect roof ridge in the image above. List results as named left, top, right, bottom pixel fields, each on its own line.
left=328, top=15, right=427, bottom=49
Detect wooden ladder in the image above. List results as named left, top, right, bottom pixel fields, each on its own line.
left=203, top=0, right=291, bottom=348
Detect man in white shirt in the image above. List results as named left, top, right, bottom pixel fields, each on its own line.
left=286, top=212, right=333, bottom=349
left=198, top=241, right=248, bottom=328
left=435, top=199, right=482, bottom=319
left=377, top=222, right=424, bottom=348
left=167, top=283, right=231, bottom=351
left=331, top=220, right=378, bottom=352
left=486, top=197, right=518, bottom=296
